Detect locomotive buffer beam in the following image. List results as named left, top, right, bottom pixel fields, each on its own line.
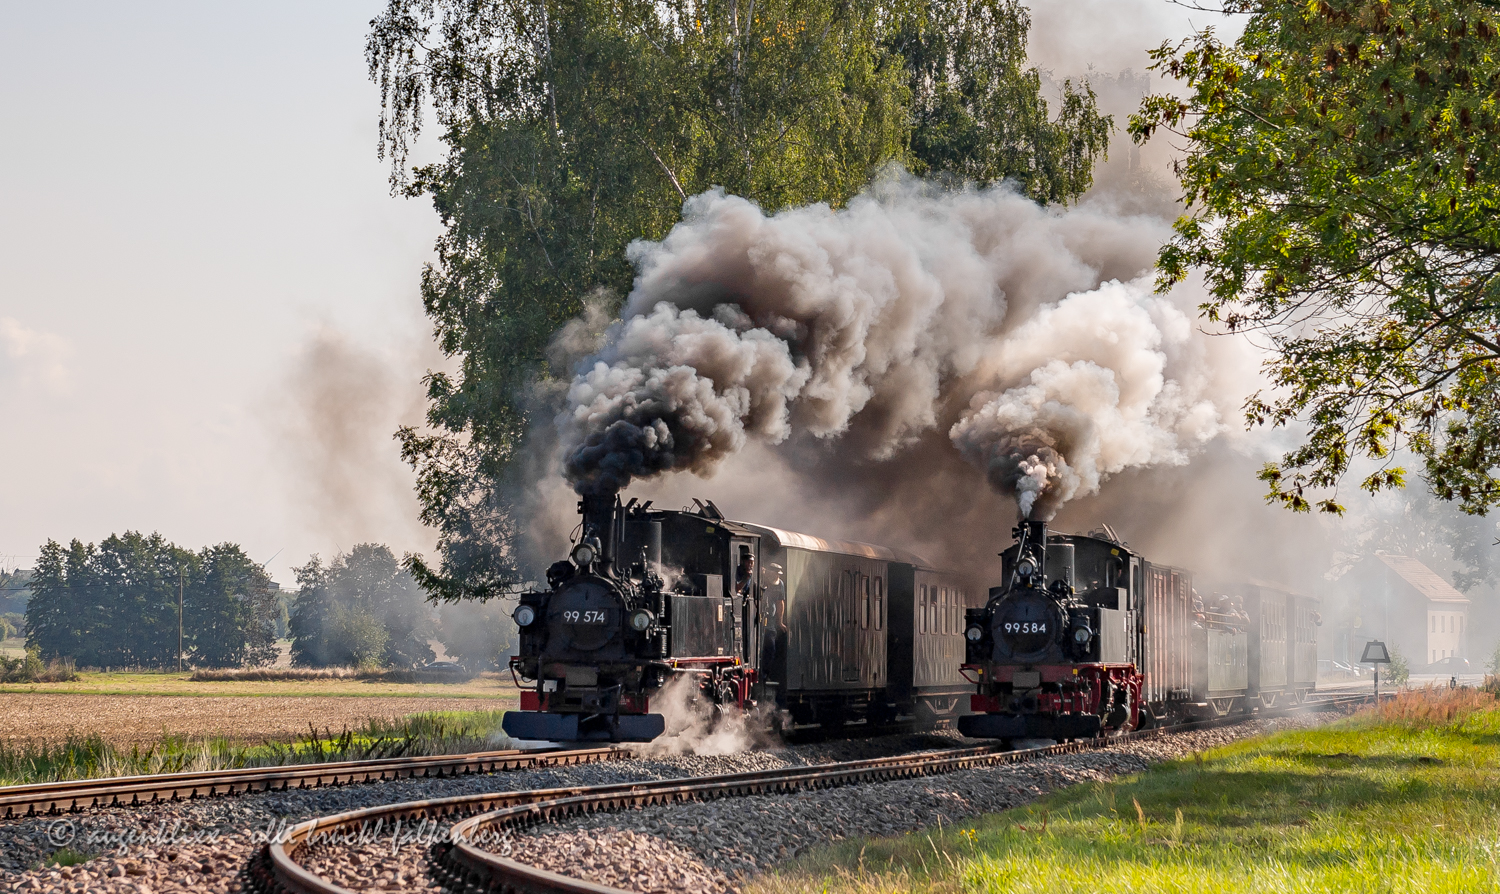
left=958, top=712, right=1102, bottom=740
left=502, top=710, right=666, bottom=743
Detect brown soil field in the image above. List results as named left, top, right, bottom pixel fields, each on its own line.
left=0, top=694, right=511, bottom=746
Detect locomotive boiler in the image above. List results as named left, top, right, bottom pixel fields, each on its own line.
left=959, top=521, right=1320, bottom=741
left=501, top=495, right=976, bottom=742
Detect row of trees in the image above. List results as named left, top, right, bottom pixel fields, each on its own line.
left=23, top=536, right=516, bottom=671
left=27, top=533, right=280, bottom=668
left=289, top=543, right=434, bottom=668
left=288, top=543, right=515, bottom=670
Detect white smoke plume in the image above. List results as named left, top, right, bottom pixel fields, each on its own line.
left=637, top=674, right=779, bottom=756
left=556, top=172, right=1243, bottom=519
left=949, top=280, right=1223, bottom=517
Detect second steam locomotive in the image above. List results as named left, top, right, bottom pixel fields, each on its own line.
left=958, top=521, right=1320, bottom=740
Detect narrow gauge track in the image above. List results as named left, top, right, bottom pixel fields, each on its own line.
left=0, top=747, right=628, bottom=819
left=263, top=693, right=1374, bottom=894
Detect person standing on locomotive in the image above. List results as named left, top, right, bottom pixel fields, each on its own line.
left=735, top=545, right=758, bottom=665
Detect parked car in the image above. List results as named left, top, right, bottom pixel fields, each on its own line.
left=1422, top=656, right=1471, bottom=674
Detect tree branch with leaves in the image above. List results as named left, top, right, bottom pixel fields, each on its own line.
left=1131, top=0, right=1500, bottom=515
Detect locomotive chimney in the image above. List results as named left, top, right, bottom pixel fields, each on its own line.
left=578, top=494, right=620, bottom=568
left=1012, top=519, right=1049, bottom=579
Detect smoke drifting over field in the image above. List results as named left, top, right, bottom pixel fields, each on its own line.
left=557, top=174, right=1241, bottom=521
left=275, top=330, right=435, bottom=554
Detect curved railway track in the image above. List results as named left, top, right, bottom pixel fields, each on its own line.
left=262, top=693, right=1373, bottom=894
left=0, top=747, right=629, bottom=819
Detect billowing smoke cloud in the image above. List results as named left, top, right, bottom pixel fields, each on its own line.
left=560, top=305, right=808, bottom=495
left=557, top=174, right=1238, bottom=518
left=949, top=281, right=1223, bottom=517
left=274, top=330, right=437, bottom=551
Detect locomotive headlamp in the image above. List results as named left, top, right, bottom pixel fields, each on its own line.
left=571, top=543, right=596, bottom=567
left=628, top=609, right=655, bottom=632
left=513, top=605, right=538, bottom=628
left=1016, top=557, right=1037, bottom=579
left=966, top=625, right=984, bottom=642
left=1072, top=626, right=1092, bottom=644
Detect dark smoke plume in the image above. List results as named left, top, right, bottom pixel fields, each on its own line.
left=556, top=173, right=1246, bottom=517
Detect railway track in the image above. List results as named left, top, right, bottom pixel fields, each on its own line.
left=261, top=693, right=1373, bottom=894
left=0, top=746, right=629, bottom=819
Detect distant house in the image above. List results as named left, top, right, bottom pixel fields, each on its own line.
left=1338, top=554, right=1469, bottom=667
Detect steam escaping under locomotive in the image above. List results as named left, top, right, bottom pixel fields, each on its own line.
left=959, top=521, right=1320, bottom=741
left=501, top=495, right=978, bottom=742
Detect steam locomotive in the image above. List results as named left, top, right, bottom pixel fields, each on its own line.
left=501, top=495, right=976, bottom=742
left=958, top=521, right=1320, bottom=740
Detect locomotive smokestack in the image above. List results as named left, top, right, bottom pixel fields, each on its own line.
left=1012, top=519, right=1049, bottom=579
left=578, top=494, right=619, bottom=567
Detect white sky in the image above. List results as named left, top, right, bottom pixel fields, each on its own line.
left=0, top=1, right=1232, bottom=585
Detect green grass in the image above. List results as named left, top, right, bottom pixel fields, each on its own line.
left=753, top=689, right=1500, bottom=894
left=0, top=709, right=514, bottom=786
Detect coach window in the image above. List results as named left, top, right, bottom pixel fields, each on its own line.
left=862, top=576, right=871, bottom=629
left=874, top=578, right=883, bottom=630
left=918, top=585, right=927, bottom=634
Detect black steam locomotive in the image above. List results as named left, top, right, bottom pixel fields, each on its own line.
left=501, top=496, right=975, bottom=742
left=958, top=521, right=1320, bottom=740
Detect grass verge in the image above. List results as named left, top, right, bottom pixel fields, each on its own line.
left=0, top=709, right=513, bottom=786
left=752, top=688, right=1500, bottom=894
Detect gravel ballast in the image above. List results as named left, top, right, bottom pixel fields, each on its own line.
left=0, top=732, right=960, bottom=893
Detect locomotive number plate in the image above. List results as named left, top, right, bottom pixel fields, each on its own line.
left=563, top=610, right=609, bottom=625
left=1002, top=622, right=1048, bottom=634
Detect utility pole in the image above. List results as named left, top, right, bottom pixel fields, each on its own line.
left=178, top=568, right=184, bottom=673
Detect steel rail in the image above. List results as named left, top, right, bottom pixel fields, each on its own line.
left=262, top=693, right=1372, bottom=894
left=0, top=746, right=629, bottom=818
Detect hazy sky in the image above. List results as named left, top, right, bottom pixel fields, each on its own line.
left=0, top=1, right=1231, bottom=584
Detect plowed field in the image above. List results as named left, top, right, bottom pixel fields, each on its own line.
left=0, top=694, right=512, bottom=746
